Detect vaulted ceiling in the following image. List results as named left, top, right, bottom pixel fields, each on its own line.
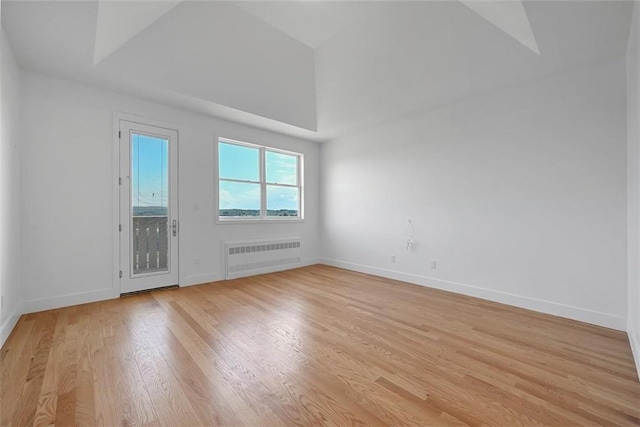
left=2, top=0, right=634, bottom=141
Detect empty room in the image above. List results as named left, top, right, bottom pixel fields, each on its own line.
left=1, top=0, right=640, bottom=425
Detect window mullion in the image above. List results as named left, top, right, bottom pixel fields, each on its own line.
left=220, top=178, right=260, bottom=185
left=298, top=154, right=302, bottom=216
left=217, top=138, right=303, bottom=221
left=263, top=182, right=299, bottom=188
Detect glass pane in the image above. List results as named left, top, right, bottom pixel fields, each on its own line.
left=265, top=151, right=298, bottom=185
left=267, top=185, right=299, bottom=217
left=219, top=142, right=259, bottom=182
left=219, top=181, right=261, bottom=217
left=131, top=133, right=169, bottom=274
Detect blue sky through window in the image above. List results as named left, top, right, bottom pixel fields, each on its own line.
left=219, top=141, right=300, bottom=213
left=266, top=151, right=297, bottom=185
left=267, top=185, right=298, bottom=212
left=132, top=133, right=168, bottom=212
left=219, top=142, right=259, bottom=181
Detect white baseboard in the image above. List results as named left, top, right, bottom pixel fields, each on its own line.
left=321, top=258, right=627, bottom=331
left=0, top=302, right=24, bottom=348
left=628, top=320, right=640, bottom=379
left=181, top=272, right=224, bottom=287
left=226, top=257, right=323, bottom=280
left=22, top=288, right=115, bottom=315
left=182, top=259, right=321, bottom=286
left=301, top=257, right=322, bottom=267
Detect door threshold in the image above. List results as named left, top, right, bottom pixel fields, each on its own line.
left=120, top=284, right=179, bottom=297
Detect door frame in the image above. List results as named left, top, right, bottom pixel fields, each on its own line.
left=112, top=112, right=180, bottom=297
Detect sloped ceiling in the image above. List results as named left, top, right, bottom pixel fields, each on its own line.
left=459, top=0, right=539, bottom=54
left=93, top=0, right=183, bottom=66
left=1, top=0, right=634, bottom=142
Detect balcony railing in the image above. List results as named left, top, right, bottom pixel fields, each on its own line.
left=133, top=216, right=168, bottom=274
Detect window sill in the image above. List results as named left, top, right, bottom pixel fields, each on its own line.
left=215, top=217, right=305, bottom=225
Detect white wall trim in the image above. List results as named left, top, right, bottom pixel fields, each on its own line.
left=3, top=289, right=115, bottom=348
left=628, top=320, right=640, bottom=379
left=112, top=112, right=182, bottom=297
left=0, top=302, right=24, bottom=348
left=3, top=259, right=627, bottom=349
left=321, top=258, right=627, bottom=331
left=224, top=261, right=307, bottom=280
left=181, top=258, right=321, bottom=287
left=181, top=272, right=224, bottom=287
left=22, top=289, right=115, bottom=315
left=112, top=113, right=121, bottom=298
left=301, top=257, right=322, bottom=267
left=2, top=258, right=324, bottom=346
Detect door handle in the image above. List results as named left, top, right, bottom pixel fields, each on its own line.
left=172, top=220, right=177, bottom=237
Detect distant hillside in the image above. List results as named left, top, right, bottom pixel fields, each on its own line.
left=133, top=206, right=168, bottom=216
left=220, top=209, right=298, bottom=217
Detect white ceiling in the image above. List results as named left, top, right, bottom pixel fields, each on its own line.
left=234, top=1, right=365, bottom=49
left=1, top=0, right=634, bottom=142
left=459, top=0, right=539, bottom=54
left=94, top=0, right=183, bottom=66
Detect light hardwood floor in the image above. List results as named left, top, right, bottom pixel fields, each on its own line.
left=1, top=265, right=639, bottom=426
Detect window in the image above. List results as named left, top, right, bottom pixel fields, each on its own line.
left=217, top=138, right=303, bottom=221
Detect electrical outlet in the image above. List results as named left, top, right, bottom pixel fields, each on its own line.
left=390, top=255, right=396, bottom=263
left=430, top=260, right=436, bottom=269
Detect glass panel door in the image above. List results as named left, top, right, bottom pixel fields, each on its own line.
left=131, top=133, right=169, bottom=275
left=119, top=120, right=178, bottom=294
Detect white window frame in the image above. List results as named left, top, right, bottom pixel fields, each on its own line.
left=216, top=137, right=304, bottom=223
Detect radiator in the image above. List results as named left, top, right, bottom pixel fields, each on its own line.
left=224, top=238, right=302, bottom=279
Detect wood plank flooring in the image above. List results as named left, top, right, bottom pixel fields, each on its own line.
left=1, top=265, right=639, bottom=426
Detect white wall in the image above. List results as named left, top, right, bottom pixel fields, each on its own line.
left=627, top=0, right=640, bottom=374
left=321, top=57, right=628, bottom=330
left=0, top=27, right=22, bottom=345
left=20, top=71, right=320, bottom=312
left=2, top=6, right=635, bottom=358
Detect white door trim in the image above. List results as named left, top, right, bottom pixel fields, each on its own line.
left=112, top=112, right=180, bottom=297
